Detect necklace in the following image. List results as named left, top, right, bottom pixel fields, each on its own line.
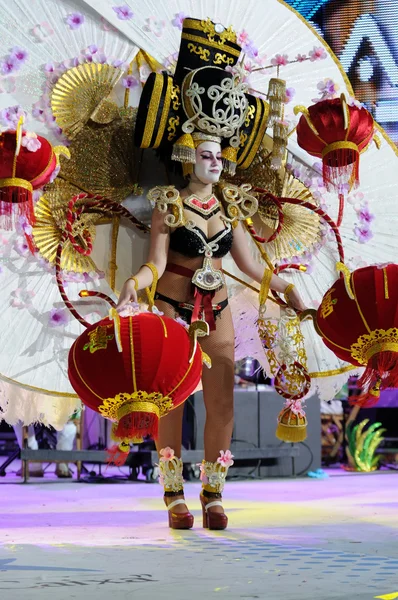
left=185, top=220, right=231, bottom=292
left=183, top=192, right=220, bottom=219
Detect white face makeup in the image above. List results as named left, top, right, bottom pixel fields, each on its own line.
left=193, top=141, right=222, bottom=184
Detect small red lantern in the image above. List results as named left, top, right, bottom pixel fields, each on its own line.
left=314, top=263, right=398, bottom=405
left=68, top=311, right=206, bottom=462
left=295, top=94, right=374, bottom=192
left=0, top=122, right=66, bottom=228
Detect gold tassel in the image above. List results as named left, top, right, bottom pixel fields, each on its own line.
left=270, top=121, right=289, bottom=169
left=276, top=421, right=307, bottom=443
left=171, top=132, right=195, bottom=164
left=268, top=78, right=286, bottom=126
left=276, top=403, right=307, bottom=443
left=182, top=162, right=194, bottom=177
left=221, top=145, right=238, bottom=175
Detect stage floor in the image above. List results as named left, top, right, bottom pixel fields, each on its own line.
left=1, top=470, right=398, bottom=600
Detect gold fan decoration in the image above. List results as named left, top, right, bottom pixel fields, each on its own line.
left=54, top=107, right=138, bottom=203
left=33, top=194, right=98, bottom=273
left=223, top=141, right=322, bottom=262
left=254, top=172, right=321, bottom=261
left=222, top=147, right=282, bottom=197
left=51, top=63, right=123, bottom=139
left=43, top=178, right=86, bottom=230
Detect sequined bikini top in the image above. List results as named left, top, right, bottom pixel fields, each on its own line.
left=169, top=193, right=233, bottom=259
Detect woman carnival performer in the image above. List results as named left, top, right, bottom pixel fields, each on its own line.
left=116, top=18, right=306, bottom=530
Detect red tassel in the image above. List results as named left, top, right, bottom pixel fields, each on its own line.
left=322, top=148, right=359, bottom=192
left=349, top=389, right=381, bottom=408
left=349, top=350, right=398, bottom=407
left=106, top=444, right=130, bottom=466
left=0, top=187, right=36, bottom=230
left=113, top=411, right=159, bottom=441
left=25, top=233, right=37, bottom=255
left=358, top=351, right=398, bottom=390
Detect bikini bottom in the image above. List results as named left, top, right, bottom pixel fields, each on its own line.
left=154, top=291, right=228, bottom=326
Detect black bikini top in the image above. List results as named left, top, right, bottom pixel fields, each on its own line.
left=169, top=193, right=233, bottom=259
left=169, top=224, right=233, bottom=258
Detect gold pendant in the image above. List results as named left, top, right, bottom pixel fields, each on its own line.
left=192, top=256, right=224, bottom=292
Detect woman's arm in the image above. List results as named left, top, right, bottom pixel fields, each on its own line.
left=230, top=222, right=307, bottom=311
left=116, top=207, right=170, bottom=310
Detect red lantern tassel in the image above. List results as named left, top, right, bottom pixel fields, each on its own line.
left=322, top=148, right=359, bottom=192
left=350, top=351, right=398, bottom=407
left=114, top=412, right=159, bottom=442
left=106, top=444, right=130, bottom=467
left=0, top=187, right=36, bottom=230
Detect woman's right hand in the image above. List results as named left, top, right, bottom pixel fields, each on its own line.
left=116, top=279, right=138, bottom=312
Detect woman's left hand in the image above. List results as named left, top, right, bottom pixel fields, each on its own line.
left=287, top=287, right=308, bottom=312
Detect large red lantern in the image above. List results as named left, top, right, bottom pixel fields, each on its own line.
left=314, top=263, right=398, bottom=405
left=0, top=123, right=68, bottom=228
left=295, top=94, right=374, bottom=192
left=68, top=311, right=206, bottom=462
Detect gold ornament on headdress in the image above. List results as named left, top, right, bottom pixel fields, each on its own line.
left=172, top=65, right=249, bottom=174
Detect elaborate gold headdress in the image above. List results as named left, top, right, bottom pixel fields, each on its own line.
left=134, top=17, right=269, bottom=176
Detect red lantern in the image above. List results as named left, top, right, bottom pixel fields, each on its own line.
left=295, top=94, right=374, bottom=192
left=314, top=263, right=398, bottom=405
left=0, top=125, right=66, bottom=229
left=68, top=311, right=206, bottom=462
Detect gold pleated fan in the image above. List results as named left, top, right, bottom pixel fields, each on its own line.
left=33, top=194, right=98, bottom=273
left=51, top=63, right=123, bottom=139
left=222, top=146, right=282, bottom=197
left=43, top=178, right=86, bottom=230
left=254, top=172, right=321, bottom=261
left=54, top=108, right=137, bottom=203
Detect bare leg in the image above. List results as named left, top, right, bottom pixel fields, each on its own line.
left=155, top=403, right=184, bottom=459
left=154, top=299, right=188, bottom=513
left=200, top=307, right=235, bottom=513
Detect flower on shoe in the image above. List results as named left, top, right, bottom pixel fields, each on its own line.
left=21, top=131, right=41, bottom=152
left=217, top=449, right=234, bottom=468
left=199, top=465, right=209, bottom=484
left=296, top=53, right=307, bottom=63
left=159, top=447, right=175, bottom=462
